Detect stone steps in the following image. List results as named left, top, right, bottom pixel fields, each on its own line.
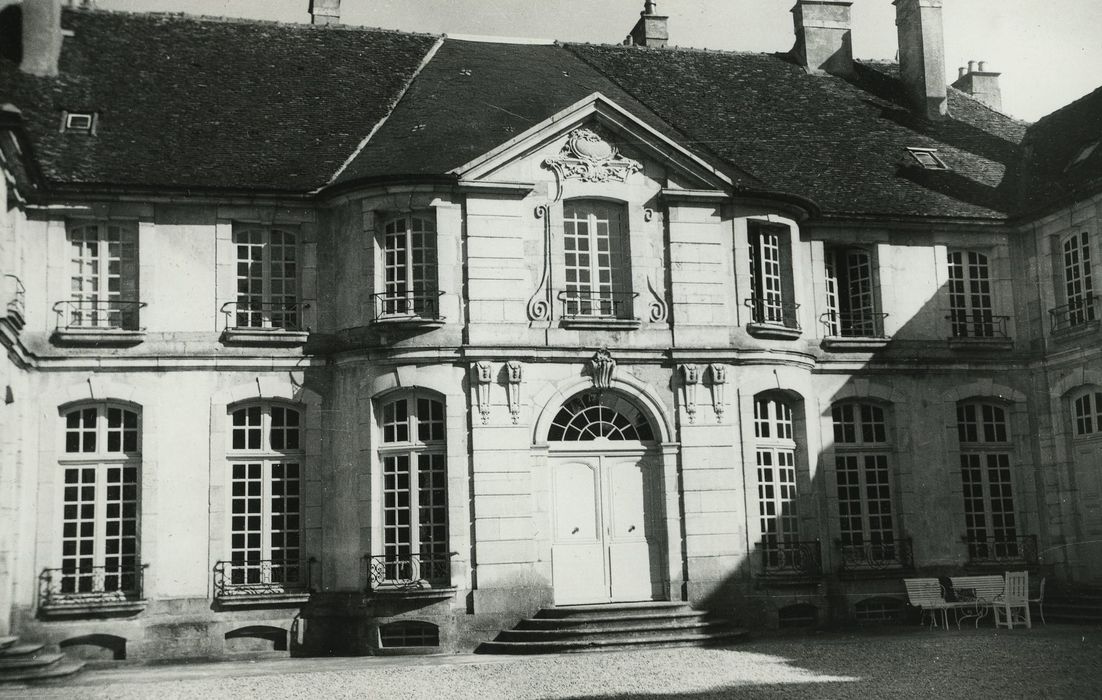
left=0, top=636, right=83, bottom=683
left=478, top=601, right=747, bottom=654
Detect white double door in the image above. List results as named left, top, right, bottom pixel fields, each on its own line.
left=550, top=450, right=664, bottom=605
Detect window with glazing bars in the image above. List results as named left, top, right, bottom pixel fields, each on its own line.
left=228, top=404, right=303, bottom=588
left=1073, top=390, right=1102, bottom=437
left=755, top=396, right=799, bottom=568
left=1062, top=232, right=1095, bottom=327
left=66, top=223, right=139, bottom=329
left=948, top=251, right=996, bottom=337
left=958, top=401, right=1018, bottom=560
left=832, top=403, right=896, bottom=556
left=60, top=403, right=140, bottom=596
left=382, top=215, right=437, bottom=317
left=378, top=394, right=448, bottom=584
left=748, top=222, right=795, bottom=326
left=825, top=246, right=878, bottom=337
left=233, top=227, right=298, bottom=329
left=562, top=200, right=632, bottom=319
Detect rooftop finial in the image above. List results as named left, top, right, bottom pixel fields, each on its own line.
left=643, top=1, right=657, bottom=16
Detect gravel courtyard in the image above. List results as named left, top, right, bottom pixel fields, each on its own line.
left=3, top=625, right=1099, bottom=699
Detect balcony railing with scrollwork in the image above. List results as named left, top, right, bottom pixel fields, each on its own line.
left=558, top=289, right=637, bottom=321
left=963, top=534, right=1039, bottom=566
left=3, top=274, right=25, bottom=329
left=745, top=296, right=800, bottom=330
left=221, top=300, right=308, bottom=332
left=53, top=299, right=145, bottom=331
left=213, top=558, right=317, bottom=600
left=39, top=563, right=147, bottom=610
left=1050, top=295, right=1099, bottom=335
left=837, top=537, right=914, bottom=572
left=365, top=553, right=451, bottom=591
left=820, top=310, right=889, bottom=338
left=372, top=291, right=444, bottom=322
left=758, top=539, right=823, bottom=577
left=947, top=312, right=1010, bottom=339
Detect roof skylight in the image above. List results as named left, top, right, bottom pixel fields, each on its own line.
left=62, top=111, right=95, bottom=134
left=906, top=147, right=949, bottom=170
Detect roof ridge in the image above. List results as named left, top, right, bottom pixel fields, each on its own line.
left=1031, top=82, right=1102, bottom=127
left=560, top=39, right=783, bottom=59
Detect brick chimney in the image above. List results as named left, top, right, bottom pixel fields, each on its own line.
left=791, top=1, right=854, bottom=77
left=628, top=1, right=668, bottom=48
left=309, top=0, right=340, bottom=26
left=21, top=0, right=62, bottom=77
left=952, top=60, right=1003, bottom=112
left=894, top=0, right=947, bottom=120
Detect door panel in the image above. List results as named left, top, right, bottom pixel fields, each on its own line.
left=607, top=455, right=661, bottom=601
left=551, top=459, right=605, bottom=604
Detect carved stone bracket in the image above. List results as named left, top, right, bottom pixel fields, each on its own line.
left=506, top=361, right=523, bottom=424
left=474, top=361, right=493, bottom=424
left=589, top=349, right=616, bottom=390
left=647, top=275, right=668, bottom=323
left=709, top=363, right=727, bottom=422
left=543, top=127, right=642, bottom=201
left=680, top=364, right=700, bottom=424
left=526, top=204, right=552, bottom=322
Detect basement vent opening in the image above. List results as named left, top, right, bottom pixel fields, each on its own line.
left=854, top=597, right=906, bottom=624
left=906, top=147, right=949, bottom=170
left=62, top=112, right=96, bottom=134
left=378, top=621, right=439, bottom=648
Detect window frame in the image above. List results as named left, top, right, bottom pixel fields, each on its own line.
left=230, top=225, right=301, bottom=331
left=64, top=221, right=140, bottom=330
left=947, top=249, right=1000, bottom=338
left=754, top=394, right=801, bottom=571
left=559, top=198, right=634, bottom=321
left=1058, top=230, right=1096, bottom=330
left=377, top=213, right=440, bottom=321
left=823, top=244, right=885, bottom=338
left=1071, top=388, right=1102, bottom=440
left=956, top=400, right=1020, bottom=561
left=747, top=221, right=798, bottom=332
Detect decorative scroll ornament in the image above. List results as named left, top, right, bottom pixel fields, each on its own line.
left=543, top=128, right=643, bottom=201
left=589, top=349, right=616, bottom=390
left=709, top=364, right=727, bottom=422
left=474, top=361, right=493, bottom=424
left=506, top=361, right=523, bottom=424
left=680, top=364, right=700, bottom=424
left=647, top=275, right=668, bottom=323
left=526, top=204, right=552, bottom=322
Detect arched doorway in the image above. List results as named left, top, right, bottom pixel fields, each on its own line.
left=547, top=391, right=666, bottom=605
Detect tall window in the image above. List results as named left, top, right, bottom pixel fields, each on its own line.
left=376, top=394, right=448, bottom=585
left=233, top=227, right=298, bottom=330
left=824, top=246, right=881, bottom=337
left=1073, top=390, right=1102, bottom=437
left=66, top=222, right=139, bottom=329
left=958, top=401, right=1019, bottom=560
left=1062, top=232, right=1095, bottom=327
left=58, top=403, right=140, bottom=598
left=227, top=403, right=304, bottom=589
left=562, top=200, right=632, bottom=319
left=948, top=250, right=996, bottom=338
left=755, top=395, right=799, bottom=568
left=381, top=215, right=438, bottom=318
left=832, top=402, right=898, bottom=563
left=748, top=222, right=796, bottom=328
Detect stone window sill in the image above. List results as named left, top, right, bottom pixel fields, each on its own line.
left=560, top=318, right=641, bottom=331
left=52, top=328, right=146, bottom=346
left=821, top=337, right=891, bottom=351
left=948, top=336, right=1014, bottom=351
left=747, top=322, right=802, bottom=340
left=371, top=316, right=446, bottom=329
left=368, top=585, right=457, bottom=602
left=214, top=592, right=312, bottom=609
left=39, top=599, right=147, bottom=618
left=1051, top=320, right=1099, bottom=341
left=220, top=328, right=309, bottom=346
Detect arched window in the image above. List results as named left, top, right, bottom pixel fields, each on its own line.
left=957, top=401, right=1019, bottom=562
left=1073, top=389, right=1102, bottom=437
left=375, top=393, right=448, bottom=585
left=57, top=403, right=141, bottom=598
left=832, top=402, right=899, bottom=566
left=755, top=395, right=799, bottom=569
left=232, top=226, right=299, bottom=330
left=380, top=214, right=438, bottom=319
left=948, top=250, right=996, bottom=338
left=561, top=199, right=632, bottom=320
left=225, top=403, right=304, bottom=590
left=547, top=391, right=654, bottom=442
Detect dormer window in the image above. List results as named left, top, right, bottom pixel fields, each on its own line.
left=905, top=147, right=949, bottom=170
left=62, top=111, right=96, bottom=134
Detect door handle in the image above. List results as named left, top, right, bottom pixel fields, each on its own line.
left=572, top=527, right=580, bottom=534
left=628, top=525, right=636, bottom=533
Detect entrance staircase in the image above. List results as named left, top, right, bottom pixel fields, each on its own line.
left=0, top=635, right=84, bottom=683
left=1045, top=581, right=1102, bottom=624
left=477, top=601, right=747, bottom=654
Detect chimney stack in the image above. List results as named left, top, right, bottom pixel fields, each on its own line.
left=21, top=0, right=63, bottom=77
left=791, top=1, right=854, bottom=77
left=309, top=0, right=340, bottom=26
left=952, top=60, right=1003, bottom=112
left=629, top=0, right=668, bottom=48
left=894, top=0, right=948, bottom=121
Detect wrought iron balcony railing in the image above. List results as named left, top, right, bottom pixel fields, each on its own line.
left=759, top=539, right=823, bottom=577
left=53, top=299, right=145, bottom=331
left=745, top=296, right=801, bottom=330
left=558, top=289, right=637, bottom=320
left=213, top=558, right=317, bottom=599
left=837, top=537, right=914, bottom=572
left=372, top=291, right=444, bottom=322
left=221, top=300, right=308, bottom=332
left=39, top=562, right=147, bottom=608
left=366, top=553, right=451, bottom=591
left=947, top=312, right=1010, bottom=339
left=1050, top=295, right=1099, bottom=334
left=820, top=310, right=889, bottom=338
left=3, top=274, right=25, bottom=328
left=963, top=534, right=1039, bottom=566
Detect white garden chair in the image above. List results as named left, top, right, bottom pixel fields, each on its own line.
left=993, top=570, right=1032, bottom=629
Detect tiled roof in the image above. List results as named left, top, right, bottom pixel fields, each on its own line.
left=0, top=7, right=1066, bottom=220
left=1017, top=85, right=1102, bottom=216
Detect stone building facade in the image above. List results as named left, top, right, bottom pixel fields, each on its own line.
left=0, top=0, right=1100, bottom=659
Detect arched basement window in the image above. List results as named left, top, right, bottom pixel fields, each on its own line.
left=547, top=391, right=655, bottom=442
